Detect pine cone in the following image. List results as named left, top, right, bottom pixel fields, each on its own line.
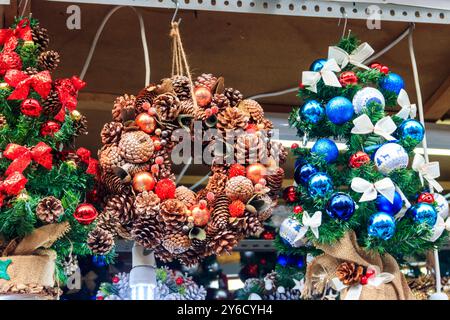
left=131, top=215, right=162, bottom=248
left=0, top=114, right=7, bottom=129
left=241, top=99, right=264, bottom=122
left=118, top=131, right=154, bottom=164
left=134, top=191, right=160, bottom=217
left=210, top=229, right=240, bottom=254
left=223, top=88, right=243, bottom=107
left=101, top=122, right=123, bottom=145
left=38, top=50, right=60, bottom=71
left=104, top=194, right=134, bottom=225
left=171, top=75, right=192, bottom=101
left=36, top=196, right=64, bottom=223
left=216, top=107, right=248, bottom=133
left=266, top=167, right=284, bottom=199
left=160, top=199, right=187, bottom=230
left=178, top=250, right=201, bottom=266
left=210, top=194, right=230, bottom=230
left=153, top=93, right=180, bottom=121
left=99, top=145, right=124, bottom=172
left=179, top=99, right=195, bottom=116
left=269, top=141, right=288, bottom=165
left=195, top=73, right=217, bottom=90
left=135, top=84, right=159, bottom=113
left=42, top=90, right=62, bottom=116
left=211, top=93, right=230, bottom=111
left=225, top=176, right=254, bottom=202
left=102, top=172, right=129, bottom=194
left=87, top=228, right=114, bottom=255
left=112, top=94, right=136, bottom=122
left=190, top=238, right=208, bottom=255
left=194, top=107, right=208, bottom=121
left=175, top=186, right=197, bottom=208
left=242, top=211, right=264, bottom=236
left=336, top=262, right=364, bottom=286
left=205, top=172, right=228, bottom=195
left=162, top=232, right=191, bottom=255
left=151, top=148, right=172, bottom=180
left=123, top=162, right=151, bottom=176
left=24, top=67, right=38, bottom=75
left=31, top=26, right=49, bottom=52
left=235, top=133, right=269, bottom=165
left=154, top=246, right=175, bottom=263
left=257, top=194, right=274, bottom=221
left=73, top=114, right=88, bottom=136
left=96, top=210, right=120, bottom=237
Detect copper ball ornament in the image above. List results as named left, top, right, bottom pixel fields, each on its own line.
left=132, top=172, right=156, bottom=192
left=246, top=163, right=267, bottom=184
left=190, top=204, right=211, bottom=227
left=135, top=113, right=156, bottom=134
left=194, top=86, right=212, bottom=107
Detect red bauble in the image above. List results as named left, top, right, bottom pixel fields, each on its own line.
left=293, top=205, right=303, bottom=214
left=112, top=276, right=120, bottom=284
left=246, top=163, right=267, bottom=184
left=369, top=62, right=389, bottom=75
left=229, top=200, right=246, bottom=218
left=291, top=143, right=299, bottom=149
left=349, top=151, right=370, bottom=168
left=418, top=192, right=434, bottom=204
left=175, top=276, right=184, bottom=285
left=132, top=172, right=156, bottom=192
left=194, top=86, right=212, bottom=107
left=135, top=113, right=156, bottom=133
left=73, top=203, right=98, bottom=225
left=360, top=275, right=368, bottom=285
left=40, top=121, right=61, bottom=136
left=21, top=98, right=42, bottom=117
left=339, top=71, right=358, bottom=86
left=190, top=204, right=211, bottom=227
left=283, top=186, right=298, bottom=203
left=228, top=164, right=246, bottom=178
left=155, top=178, right=176, bottom=200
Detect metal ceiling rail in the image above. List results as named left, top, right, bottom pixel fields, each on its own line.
left=46, top=0, right=450, bottom=24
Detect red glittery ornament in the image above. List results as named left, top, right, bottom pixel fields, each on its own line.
left=283, top=186, right=298, bottom=203
left=349, top=151, right=370, bottom=168
left=194, top=86, right=212, bottom=107
left=40, top=121, right=61, bottom=136
left=0, top=51, right=22, bottom=75
left=228, top=163, right=246, bottom=178
left=418, top=192, right=434, bottom=204
left=21, top=98, right=42, bottom=117
left=73, top=203, right=98, bottom=225
left=339, top=71, right=358, bottom=86
left=155, top=178, right=176, bottom=200
left=175, top=277, right=184, bottom=285
left=293, top=205, right=303, bottom=214
left=96, top=296, right=104, bottom=300
left=369, top=62, right=389, bottom=75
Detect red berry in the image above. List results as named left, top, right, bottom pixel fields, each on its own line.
left=366, top=269, right=376, bottom=279
left=96, top=296, right=104, bottom=300
left=293, top=205, right=303, bottom=214
left=112, top=276, right=120, bottom=284
left=360, top=275, right=368, bottom=285
left=291, top=143, right=299, bottom=149
left=380, top=66, right=389, bottom=74
left=175, top=276, right=184, bottom=285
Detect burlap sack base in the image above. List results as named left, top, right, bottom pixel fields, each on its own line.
left=304, top=231, right=415, bottom=300
left=0, top=282, right=61, bottom=299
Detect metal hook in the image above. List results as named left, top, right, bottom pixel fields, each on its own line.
left=337, top=10, right=348, bottom=39
left=171, top=0, right=182, bottom=24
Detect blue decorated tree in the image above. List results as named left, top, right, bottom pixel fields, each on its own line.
left=276, top=35, right=449, bottom=300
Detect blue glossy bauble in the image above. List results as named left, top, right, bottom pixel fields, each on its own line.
left=277, top=254, right=288, bottom=267
left=352, top=87, right=386, bottom=114
left=301, top=100, right=324, bottom=124
left=376, top=191, right=403, bottom=215
left=92, top=255, right=107, bottom=268
left=308, top=172, right=333, bottom=198
left=295, top=163, right=318, bottom=186
left=310, top=58, right=327, bottom=72
left=368, top=212, right=396, bottom=240
left=294, top=157, right=305, bottom=169
left=312, top=138, right=339, bottom=163
left=407, top=203, right=438, bottom=226
left=326, top=192, right=356, bottom=221
left=326, top=96, right=354, bottom=125
left=396, top=119, right=425, bottom=146
left=373, top=142, right=409, bottom=175
left=379, top=72, right=404, bottom=95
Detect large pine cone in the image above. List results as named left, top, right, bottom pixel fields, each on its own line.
left=210, top=229, right=240, bottom=254
left=160, top=199, right=187, bottom=230
left=101, top=121, right=123, bottom=145
left=36, top=196, right=64, bottom=224
left=235, top=133, right=269, bottom=165
left=260, top=118, right=273, bottom=130
left=240, top=99, right=264, bottom=122
left=195, top=73, right=217, bottom=90
left=38, top=50, right=60, bottom=71
left=151, top=148, right=172, bottom=180
left=31, top=26, right=49, bottom=52
left=217, top=107, right=248, bottom=133
left=336, top=262, right=364, bottom=286
left=179, top=99, right=195, bottom=116
left=205, top=172, right=228, bottom=195
left=225, top=176, right=254, bottom=202
left=171, top=75, right=192, bottom=101
left=266, top=167, right=285, bottom=200
left=211, top=93, right=230, bottom=111
left=118, top=131, right=154, bottom=164
left=134, top=191, right=160, bottom=217
left=175, top=186, right=197, bottom=208
left=153, top=93, right=180, bottom=121
left=242, top=212, right=264, bottom=237
left=135, top=84, right=159, bottom=113
left=88, top=228, right=114, bottom=255
left=104, top=194, right=134, bottom=225
left=210, top=194, right=230, bottom=231
left=99, top=145, right=124, bottom=172
left=101, top=171, right=129, bottom=194
left=154, top=246, right=175, bottom=263
left=131, top=215, right=161, bottom=248
left=73, top=114, right=88, bottom=136
left=162, top=233, right=191, bottom=255
left=42, top=90, right=62, bottom=116
left=178, top=249, right=201, bottom=266
left=112, top=94, right=136, bottom=122
left=122, top=162, right=151, bottom=176
left=223, top=88, right=243, bottom=107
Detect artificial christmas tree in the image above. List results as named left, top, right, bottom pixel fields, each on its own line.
left=0, top=17, right=101, bottom=298
left=277, top=35, right=449, bottom=300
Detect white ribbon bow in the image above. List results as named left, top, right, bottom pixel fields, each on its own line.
left=301, top=59, right=341, bottom=93
left=429, top=216, right=446, bottom=242
left=351, top=177, right=396, bottom=203
left=331, top=265, right=394, bottom=300
left=396, top=89, right=417, bottom=119
left=412, top=153, right=443, bottom=193
left=328, top=42, right=375, bottom=70
left=294, top=211, right=322, bottom=240
left=351, top=114, right=397, bottom=141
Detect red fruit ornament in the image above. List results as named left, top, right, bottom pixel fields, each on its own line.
left=21, top=98, right=42, bottom=117
left=132, top=172, right=155, bottom=192
left=418, top=192, right=434, bottom=204
left=246, top=123, right=258, bottom=133
left=73, top=203, right=98, bottom=225
left=135, top=113, right=156, bottom=134
left=151, top=136, right=162, bottom=151
left=293, top=205, right=303, bottom=214
left=191, top=202, right=211, bottom=227
left=339, top=71, right=358, bottom=86
left=228, top=164, right=246, bottom=178
left=112, top=276, right=120, bottom=284
left=175, top=277, right=184, bottom=285
left=40, top=121, right=61, bottom=136
left=229, top=200, right=245, bottom=218
left=283, top=186, right=298, bottom=203
left=349, top=151, right=370, bottom=168
left=291, top=143, right=299, bottom=150
left=369, top=62, right=389, bottom=75
left=194, top=86, right=212, bottom=107
left=155, top=178, right=176, bottom=200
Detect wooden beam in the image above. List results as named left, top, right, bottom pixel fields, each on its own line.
left=425, top=75, right=450, bottom=121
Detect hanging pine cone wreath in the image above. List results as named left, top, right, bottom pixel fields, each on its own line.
left=92, top=73, right=286, bottom=265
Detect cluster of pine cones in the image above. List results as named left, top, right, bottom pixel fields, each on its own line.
left=89, top=73, right=286, bottom=266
